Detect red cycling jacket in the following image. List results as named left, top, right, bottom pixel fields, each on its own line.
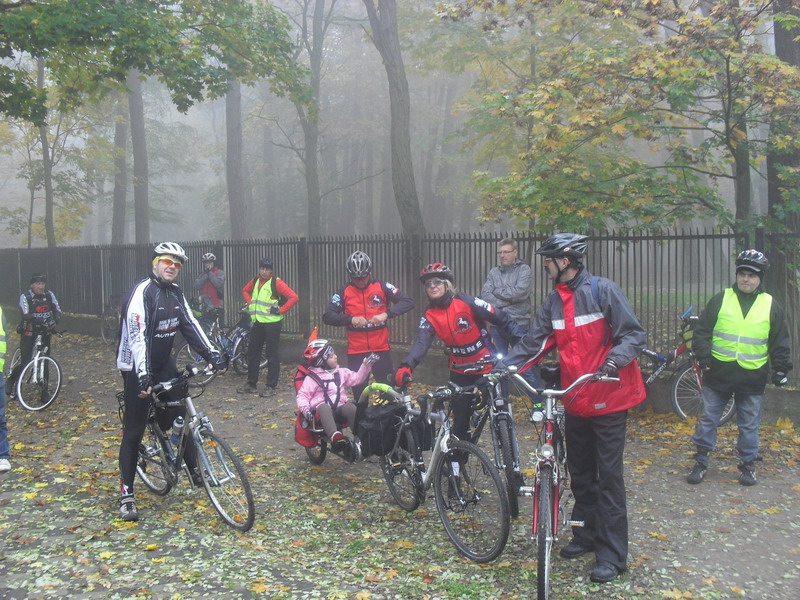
left=403, top=293, right=523, bottom=375
left=323, top=279, right=414, bottom=354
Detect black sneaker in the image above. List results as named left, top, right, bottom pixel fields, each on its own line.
left=686, top=462, right=707, bottom=485
left=738, top=462, right=756, bottom=486
left=119, top=496, right=139, bottom=522
left=236, top=385, right=258, bottom=395
left=560, top=540, right=594, bottom=559
left=259, top=386, right=276, bottom=399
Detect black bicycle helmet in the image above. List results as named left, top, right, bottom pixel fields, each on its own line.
left=30, top=273, right=47, bottom=284
left=419, top=262, right=454, bottom=284
left=259, top=258, right=273, bottom=269
left=346, top=251, right=372, bottom=278
left=735, top=249, right=769, bottom=274
left=535, top=233, right=588, bottom=259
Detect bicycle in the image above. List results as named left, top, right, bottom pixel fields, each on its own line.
left=14, top=327, right=63, bottom=411
left=379, top=381, right=511, bottom=563
left=637, top=306, right=734, bottom=424
left=460, top=356, right=527, bottom=519
left=100, top=293, right=121, bottom=345
left=117, top=365, right=255, bottom=531
left=175, top=306, right=265, bottom=385
left=491, top=366, right=618, bottom=600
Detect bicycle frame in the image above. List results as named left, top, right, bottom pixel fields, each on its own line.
left=641, top=306, right=697, bottom=386
left=471, top=381, right=523, bottom=492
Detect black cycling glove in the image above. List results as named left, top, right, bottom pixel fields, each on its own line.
left=210, top=353, right=228, bottom=372
left=595, top=359, right=618, bottom=379
left=772, top=371, right=788, bottom=387
left=137, top=374, right=153, bottom=395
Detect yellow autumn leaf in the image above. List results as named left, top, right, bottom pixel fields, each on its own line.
left=250, top=583, right=268, bottom=593
left=730, top=586, right=746, bottom=596
left=394, top=540, right=414, bottom=549
left=145, top=543, right=159, bottom=551
left=98, top=551, right=113, bottom=559
left=649, top=531, right=667, bottom=540
left=22, top=492, right=38, bottom=499
left=385, top=569, right=399, bottom=579
left=355, top=592, right=371, bottom=600
left=34, top=482, right=48, bottom=488
left=765, top=506, right=781, bottom=514
left=151, top=557, right=167, bottom=563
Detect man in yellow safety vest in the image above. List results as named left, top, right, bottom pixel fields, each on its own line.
left=687, top=249, right=792, bottom=486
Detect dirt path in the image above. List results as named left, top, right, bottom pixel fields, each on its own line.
left=1, top=334, right=798, bottom=599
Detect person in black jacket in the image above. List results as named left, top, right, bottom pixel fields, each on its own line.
left=686, top=250, right=792, bottom=487
left=116, top=242, right=227, bottom=522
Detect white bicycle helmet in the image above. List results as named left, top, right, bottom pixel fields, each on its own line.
left=201, top=252, right=216, bottom=262
left=153, top=242, right=189, bottom=263
left=304, top=339, right=334, bottom=368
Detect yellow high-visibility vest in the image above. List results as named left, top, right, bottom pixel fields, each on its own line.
left=248, top=278, right=282, bottom=324
left=711, top=288, right=772, bottom=370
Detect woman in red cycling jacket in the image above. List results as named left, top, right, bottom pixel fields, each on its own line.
left=393, top=263, right=523, bottom=441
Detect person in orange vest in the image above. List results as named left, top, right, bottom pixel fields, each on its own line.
left=238, top=258, right=298, bottom=398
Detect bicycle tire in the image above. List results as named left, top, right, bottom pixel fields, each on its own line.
left=305, top=438, right=328, bottom=465
left=6, top=348, right=21, bottom=377
left=671, top=361, right=735, bottom=425
left=496, top=415, right=520, bottom=519
left=136, top=420, right=175, bottom=496
left=175, top=342, right=217, bottom=385
left=380, top=427, right=423, bottom=511
left=432, top=439, right=510, bottom=563
left=196, top=428, right=255, bottom=531
left=536, top=464, right=555, bottom=600
left=100, top=311, right=119, bottom=345
left=16, top=356, right=61, bottom=411
left=231, top=334, right=269, bottom=374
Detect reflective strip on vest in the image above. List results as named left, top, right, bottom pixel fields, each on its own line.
left=0, top=309, right=5, bottom=371
left=249, top=279, right=282, bottom=323
left=711, top=288, right=772, bottom=369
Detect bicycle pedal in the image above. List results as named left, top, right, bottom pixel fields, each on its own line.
left=567, top=520, right=585, bottom=527
left=518, top=485, right=535, bottom=496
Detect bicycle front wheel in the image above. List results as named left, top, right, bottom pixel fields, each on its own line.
left=536, top=464, right=555, bottom=600
left=175, top=343, right=217, bottom=385
left=17, top=356, right=61, bottom=411
left=101, top=311, right=119, bottom=345
left=671, top=362, right=735, bottom=424
left=380, top=427, right=423, bottom=511
left=432, top=439, right=510, bottom=563
left=496, top=415, right=520, bottom=519
left=136, top=421, right=175, bottom=496
left=196, top=428, right=255, bottom=531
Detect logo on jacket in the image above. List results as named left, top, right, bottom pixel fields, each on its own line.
left=370, top=294, right=384, bottom=308
left=455, top=313, right=473, bottom=333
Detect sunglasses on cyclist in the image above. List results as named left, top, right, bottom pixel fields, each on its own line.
left=157, top=256, right=183, bottom=269
left=425, top=278, right=446, bottom=289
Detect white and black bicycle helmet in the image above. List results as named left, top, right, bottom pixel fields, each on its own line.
left=153, top=241, right=189, bottom=263
left=535, top=233, right=588, bottom=259
left=346, top=250, right=372, bottom=278
left=735, top=249, right=769, bottom=274
left=201, top=252, right=216, bottom=262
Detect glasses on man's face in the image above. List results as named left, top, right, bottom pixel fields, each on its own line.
left=497, top=250, right=515, bottom=255
left=159, top=258, right=182, bottom=269
left=425, top=278, right=445, bottom=289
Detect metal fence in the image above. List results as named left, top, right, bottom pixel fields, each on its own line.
left=0, top=228, right=774, bottom=357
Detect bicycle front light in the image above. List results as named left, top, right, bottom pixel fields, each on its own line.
left=541, top=443, right=555, bottom=459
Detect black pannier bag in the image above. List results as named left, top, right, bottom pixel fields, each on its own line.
left=356, top=402, right=406, bottom=458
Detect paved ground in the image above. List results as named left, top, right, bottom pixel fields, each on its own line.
left=1, top=333, right=798, bottom=599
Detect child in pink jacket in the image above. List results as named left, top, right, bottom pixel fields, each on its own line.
left=296, top=339, right=378, bottom=446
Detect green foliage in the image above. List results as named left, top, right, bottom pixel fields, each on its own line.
left=0, top=0, right=310, bottom=125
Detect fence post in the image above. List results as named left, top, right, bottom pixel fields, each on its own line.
left=755, top=227, right=765, bottom=252
left=297, top=237, right=311, bottom=338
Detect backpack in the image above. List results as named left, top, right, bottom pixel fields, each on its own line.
left=355, top=402, right=406, bottom=458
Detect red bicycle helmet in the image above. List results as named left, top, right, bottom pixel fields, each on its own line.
left=419, top=262, right=454, bottom=284
left=304, top=339, right=334, bottom=368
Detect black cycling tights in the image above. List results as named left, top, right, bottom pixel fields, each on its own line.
left=118, top=370, right=197, bottom=497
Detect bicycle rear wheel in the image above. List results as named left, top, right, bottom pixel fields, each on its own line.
left=136, top=420, right=175, bottom=496
left=432, top=439, right=510, bottom=563
left=100, top=310, right=119, bottom=345
left=305, top=437, right=328, bottom=464
left=16, top=356, right=61, bottom=411
left=175, top=342, right=217, bottom=385
left=496, top=415, right=520, bottom=519
left=380, top=427, right=423, bottom=511
left=536, top=464, right=555, bottom=600
left=671, top=361, right=735, bottom=425
left=196, top=428, right=255, bottom=531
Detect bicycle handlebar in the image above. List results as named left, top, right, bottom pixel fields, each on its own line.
left=459, top=357, right=498, bottom=372
left=152, top=364, right=208, bottom=395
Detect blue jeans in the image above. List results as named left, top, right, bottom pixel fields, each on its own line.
left=0, top=373, right=9, bottom=459
left=691, top=385, right=762, bottom=466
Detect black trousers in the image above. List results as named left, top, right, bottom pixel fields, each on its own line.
left=8, top=333, right=50, bottom=389
left=346, top=350, right=393, bottom=403
left=565, top=410, right=629, bottom=570
left=246, top=321, right=282, bottom=389
left=118, top=368, right=197, bottom=496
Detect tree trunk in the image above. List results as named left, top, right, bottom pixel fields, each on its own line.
left=768, top=0, right=800, bottom=370
left=37, top=58, right=56, bottom=248
left=731, top=126, right=752, bottom=223
left=111, top=90, right=128, bottom=245
left=127, top=69, right=149, bottom=244
left=363, top=0, right=425, bottom=236
left=226, top=77, right=247, bottom=240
